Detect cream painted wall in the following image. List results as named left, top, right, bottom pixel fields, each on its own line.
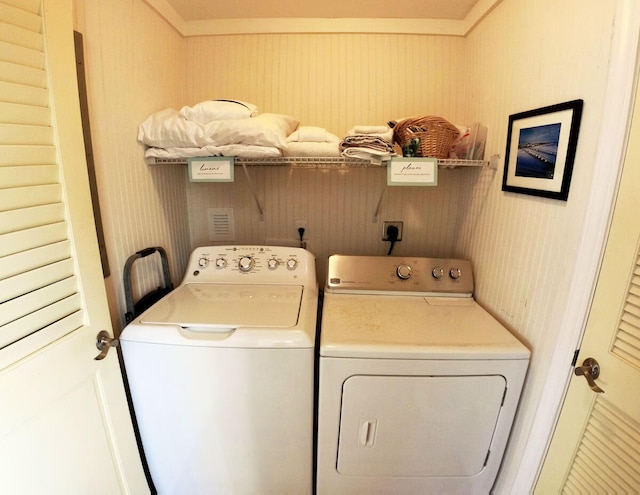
left=184, top=33, right=470, bottom=284
left=455, top=1, right=617, bottom=492
left=68, top=0, right=626, bottom=492
left=186, top=34, right=466, bottom=137
left=73, top=0, right=191, bottom=331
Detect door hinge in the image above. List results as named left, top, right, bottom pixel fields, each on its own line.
left=571, top=348, right=580, bottom=367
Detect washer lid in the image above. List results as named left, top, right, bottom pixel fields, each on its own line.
left=139, top=283, right=303, bottom=329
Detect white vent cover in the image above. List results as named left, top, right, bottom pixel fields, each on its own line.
left=208, top=208, right=236, bottom=241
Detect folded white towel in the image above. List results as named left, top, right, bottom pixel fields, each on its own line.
left=350, top=125, right=390, bottom=135
left=347, top=126, right=394, bottom=143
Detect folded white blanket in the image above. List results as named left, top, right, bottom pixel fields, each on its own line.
left=287, top=126, right=340, bottom=143
left=283, top=142, right=341, bottom=157
left=144, top=144, right=282, bottom=164
left=341, top=147, right=391, bottom=165
left=138, top=108, right=299, bottom=150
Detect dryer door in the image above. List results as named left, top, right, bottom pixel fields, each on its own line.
left=337, top=374, right=506, bottom=477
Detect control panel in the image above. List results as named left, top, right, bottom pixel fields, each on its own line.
left=326, top=255, right=474, bottom=296
left=182, top=246, right=314, bottom=285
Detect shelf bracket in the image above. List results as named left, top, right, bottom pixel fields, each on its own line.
left=241, top=163, right=264, bottom=221
left=372, top=185, right=388, bottom=223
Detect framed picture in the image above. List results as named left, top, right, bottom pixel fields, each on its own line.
left=502, top=99, right=583, bottom=200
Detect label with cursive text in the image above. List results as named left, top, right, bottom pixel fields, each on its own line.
left=188, top=157, right=234, bottom=182
left=388, top=157, right=438, bottom=186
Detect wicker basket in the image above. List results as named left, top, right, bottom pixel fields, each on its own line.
left=393, top=116, right=460, bottom=159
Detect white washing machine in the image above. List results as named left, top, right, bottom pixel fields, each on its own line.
left=120, top=245, right=318, bottom=495
left=316, top=255, right=530, bottom=494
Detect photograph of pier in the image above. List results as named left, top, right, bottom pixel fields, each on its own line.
left=515, top=122, right=561, bottom=179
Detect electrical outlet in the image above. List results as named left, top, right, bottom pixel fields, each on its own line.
left=382, top=221, right=403, bottom=241
left=295, top=219, right=308, bottom=240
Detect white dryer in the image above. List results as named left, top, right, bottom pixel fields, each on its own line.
left=120, top=246, right=318, bottom=495
left=316, top=255, right=530, bottom=494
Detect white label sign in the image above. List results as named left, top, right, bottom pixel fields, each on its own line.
left=388, top=157, right=438, bottom=186
left=188, top=157, right=234, bottom=182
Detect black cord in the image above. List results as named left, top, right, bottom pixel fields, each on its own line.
left=298, top=227, right=305, bottom=248
left=387, top=241, right=396, bottom=255
left=386, top=225, right=399, bottom=255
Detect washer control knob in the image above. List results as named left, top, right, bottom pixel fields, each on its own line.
left=396, top=264, right=412, bottom=280
left=286, top=258, right=298, bottom=270
left=267, top=258, right=279, bottom=270
left=215, top=258, right=227, bottom=269
left=198, top=257, right=209, bottom=268
left=238, top=256, right=254, bottom=272
left=450, top=268, right=462, bottom=280
left=432, top=267, right=444, bottom=279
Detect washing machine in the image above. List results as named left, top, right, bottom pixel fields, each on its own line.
left=316, top=255, right=530, bottom=494
left=120, top=245, right=318, bottom=495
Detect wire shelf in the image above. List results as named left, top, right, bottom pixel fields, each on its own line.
left=149, top=156, right=490, bottom=169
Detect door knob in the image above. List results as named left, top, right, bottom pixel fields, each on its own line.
left=574, top=357, right=604, bottom=393
left=94, top=330, right=120, bottom=360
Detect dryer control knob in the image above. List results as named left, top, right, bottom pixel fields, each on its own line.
left=215, top=258, right=227, bottom=269
left=396, top=264, right=412, bottom=280
left=198, top=257, right=209, bottom=268
left=286, top=258, right=298, bottom=270
left=450, top=268, right=462, bottom=280
left=238, top=256, right=254, bottom=272
left=432, top=267, right=444, bottom=279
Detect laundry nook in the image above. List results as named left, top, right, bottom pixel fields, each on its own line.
left=0, top=0, right=638, bottom=494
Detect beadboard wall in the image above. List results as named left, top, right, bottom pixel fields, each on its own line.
left=73, top=0, right=191, bottom=330
left=454, top=1, right=617, bottom=492
left=184, top=33, right=470, bottom=286
left=185, top=34, right=466, bottom=137
left=186, top=166, right=470, bottom=285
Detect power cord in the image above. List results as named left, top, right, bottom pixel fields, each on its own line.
left=386, top=225, right=399, bottom=255
left=298, top=227, right=306, bottom=249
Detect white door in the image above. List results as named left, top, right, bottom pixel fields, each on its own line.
left=535, top=79, right=640, bottom=491
left=0, top=0, right=148, bottom=493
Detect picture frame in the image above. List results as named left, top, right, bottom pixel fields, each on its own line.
left=187, top=156, right=234, bottom=182
left=502, top=99, right=583, bottom=201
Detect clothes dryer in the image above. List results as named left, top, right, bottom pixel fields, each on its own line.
left=120, top=246, right=317, bottom=495
left=316, top=255, right=530, bottom=494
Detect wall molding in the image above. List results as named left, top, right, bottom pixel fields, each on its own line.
left=143, top=0, right=501, bottom=37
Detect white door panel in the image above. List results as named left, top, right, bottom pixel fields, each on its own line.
left=0, top=0, right=148, bottom=492
left=0, top=330, right=140, bottom=493
left=536, top=66, right=640, bottom=493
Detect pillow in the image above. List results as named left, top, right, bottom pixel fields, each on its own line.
left=203, top=113, right=299, bottom=149
left=180, top=99, right=258, bottom=123
left=138, top=109, right=299, bottom=150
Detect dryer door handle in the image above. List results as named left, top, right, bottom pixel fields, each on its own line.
left=359, top=419, right=377, bottom=447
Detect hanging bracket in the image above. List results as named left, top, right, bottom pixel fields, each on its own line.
left=241, top=163, right=264, bottom=221
left=372, top=185, right=388, bottom=223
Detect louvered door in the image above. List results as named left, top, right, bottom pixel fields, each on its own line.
left=0, top=0, right=148, bottom=492
left=536, top=71, right=640, bottom=492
